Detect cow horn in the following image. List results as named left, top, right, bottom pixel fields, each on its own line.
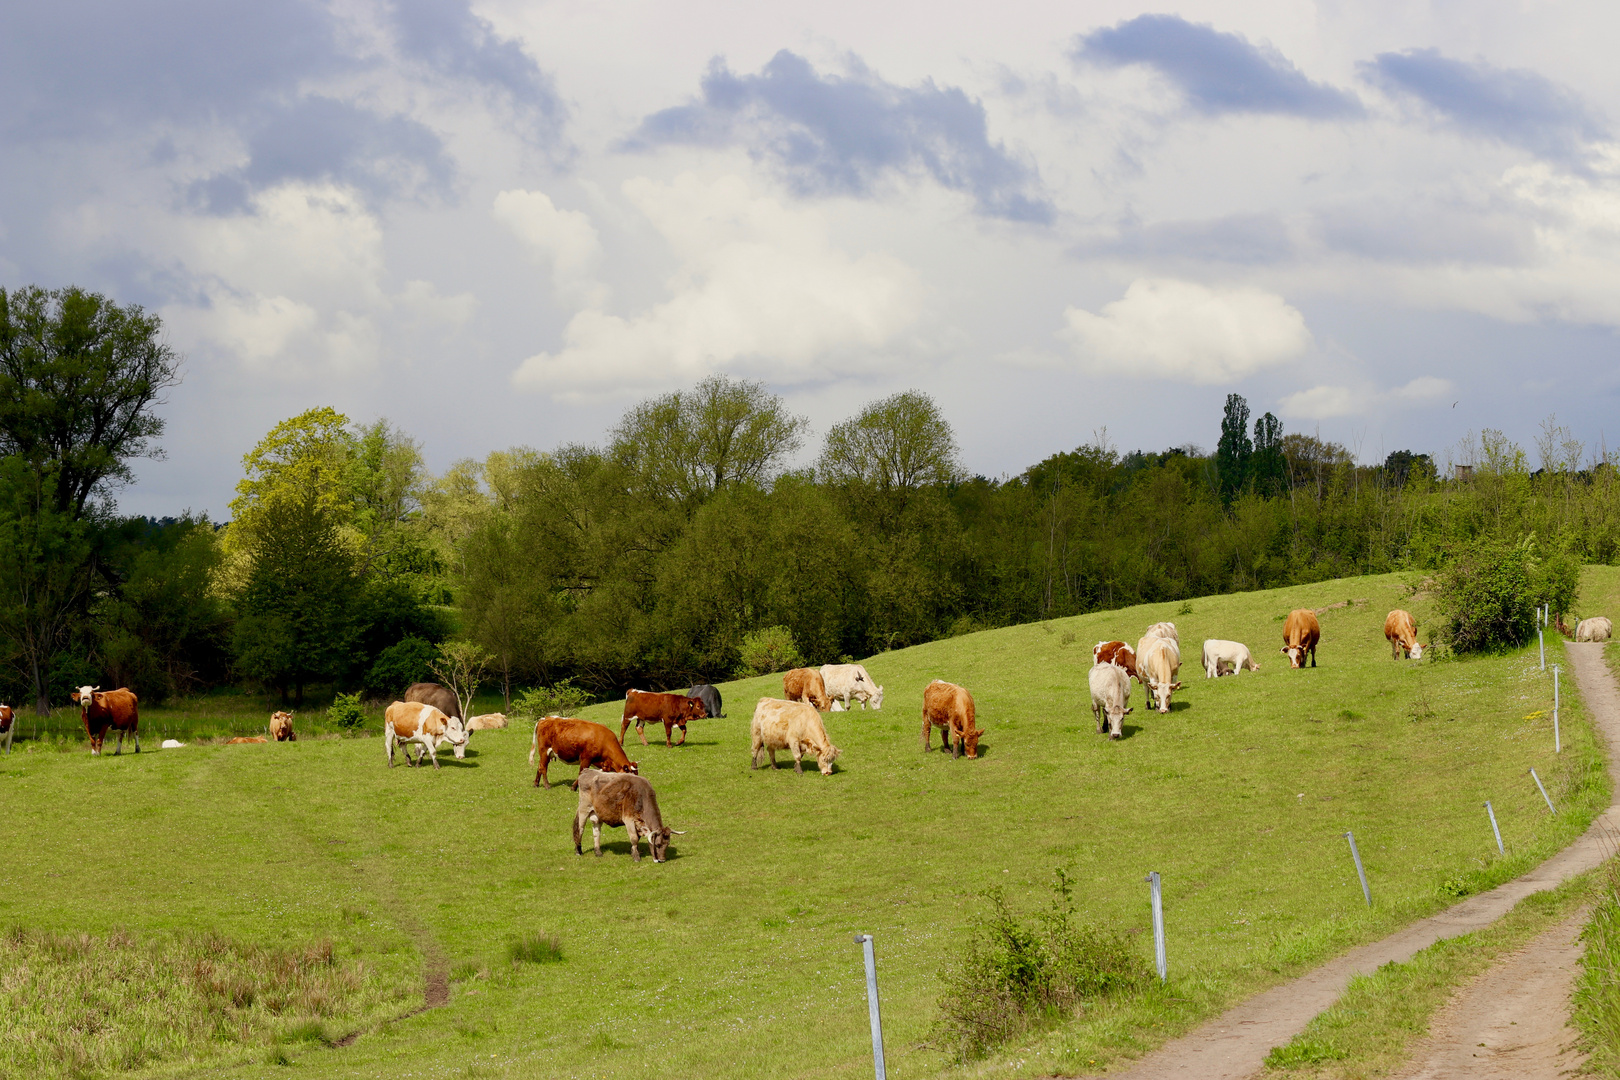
left=669, top=829, right=687, bottom=835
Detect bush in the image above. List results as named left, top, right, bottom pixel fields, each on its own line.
left=365, top=636, right=438, bottom=696
left=933, top=869, right=1151, bottom=1060
left=735, top=625, right=803, bottom=677
left=1433, top=537, right=1536, bottom=653
left=326, top=692, right=366, bottom=733
left=512, top=680, right=591, bottom=721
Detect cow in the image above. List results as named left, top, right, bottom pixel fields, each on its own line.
left=1144, top=621, right=1179, bottom=644
left=1088, top=663, right=1131, bottom=739
left=573, top=768, right=682, bottom=862
left=782, top=668, right=832, bottom=711
left=1383, top=610, right=1425, bottom=659
left=820, top=664, right=884, bottom=712
left=404, top=681, right=461, bottom=721
left=1201, top=640, right=1260, bottom=678
left=226, top=736, right=268, bottom=744
left=751, top=698, right=841, bottom=775
left=0, top=704, right=12, bottom=754
left=269, top=711, right=296, bottom=741
left=71, top=687, right=139, bottom=756
left=620, top=689, right=706, bottom=747
left=1092, top=641, right=1139, bottom=680
left=466, top=713, right=509, bottom=730
left=529, top=716, right=639, bottom=789
left=1135, top=637, right=1182, bottom=714
left=384, top=700, right=468, bottom=769
left=1576, top=617, right=1613, bottom=643
left=1281, top=609, right=1321, bottom=668
left=921, top=679, right=984, bottom=759
left=687, top=684, right=725, bottom=719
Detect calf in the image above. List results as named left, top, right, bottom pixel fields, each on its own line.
left=921, top=680, right=984, bottom=759
left=687, top=684, right=725, bottom=719
left=269, top=711, right=296, bottom=741
left=0, top=704, right=12, bottom=754
left=751, top=698, right=841, bottom=775
left=573, top=768, right=682, bottom=862
left=620, top=689, right=706, bottom=747
left=530, top=716, right=639, bottom=789
left=1201, top=640, right=1259, bottom=678
left=384, top=701, right=468, bottom=769
left=1383, top=610, right=1424, bottom=659
left=820, top=664, right=884, bottom=711
left=1088, top=663, right=1131, bottom=739
left=1281, top=609, right=1321, bottom=668
left=1092, top=640, right=1139, bottom=680
left=782, top=668, right=832, bottom=711
left=71, top=686, right=139, bottom=756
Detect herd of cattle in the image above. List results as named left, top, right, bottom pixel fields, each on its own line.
left=26, top=606, right=1616, bottom=862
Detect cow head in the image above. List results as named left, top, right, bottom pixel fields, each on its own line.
left=70, top=685, right=100, bottom=710
left=626, top=761, right=640, bottom=775
left=1280, top=646, right=1307, bottom=669
left=963, top=724, right=983, bottom=757
left=683, top=698, right=706, bottom=722
left=867, top=684, right=884, bottom=710
left=815, top=744, right=842, bottom=776
left=1409, top=642, right=1424, bottom=660
left=649, top=826, right=687, bottom=863
left=444, top=717, right=470, bottom=759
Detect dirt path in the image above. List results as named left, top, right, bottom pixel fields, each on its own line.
left=1104, top=641, right=1620, bottom=1080
left=1386, top=908, right=1589, bottom=1080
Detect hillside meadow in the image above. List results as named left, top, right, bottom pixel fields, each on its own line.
left=0, top=569, right=1613, bottom=1079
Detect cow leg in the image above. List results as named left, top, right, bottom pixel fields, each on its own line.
left=791, top=745, right=804, bottom=774
left=132, top=728, right=140, bottom=753
left=1310, top=645, right=1317, bottom=668
left=921, top=715, right=932, bottom=752
left=619, top=717, right=632, bottom=745
left=674, top=723, right=686, bottom=747
left=429, top=742, right=441, bottom=770
left=574, top=811, right=585, bottom=855
left=536, top=759, right=549, bottom=789
left=628, top=820, right=642, bottom=862
left=114, top=730, right=123, bottom=755
left=952, top=730, right=962, bottom=759
left=767, top=748, right=778, bottom=770
left=592, top=820, right=603, bottom=857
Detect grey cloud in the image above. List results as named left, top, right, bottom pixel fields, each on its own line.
left=1313, top=198, right=1536, bottom=265
left=628, top=50, right=1052, bottom=223
left=1076, top=213, right=1295, bottom=264
left=1072, top=15, right=1362, bottom=119
left=1361, top=49, right=1606, bottom=162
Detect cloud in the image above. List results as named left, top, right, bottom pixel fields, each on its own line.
left=492, top=189, right=604, bottom=303
left=1059, top=278, right=1312, bottom=383
left=1278, top=376, right=1453, bottom=419
left=1076, top=213, right=1295, bottom=264
left=1361, top=49, right=1606, bottom=163
left=1312, top=196, right=1535, bottom=265
left=1071, top=15, right=1362, bottom=119
left=627, top=50, right=1051, bottom=222
left=512, top=174, right=921, bottom=392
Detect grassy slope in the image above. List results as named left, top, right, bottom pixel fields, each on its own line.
left=0, top=571, right=1608, bottom=1080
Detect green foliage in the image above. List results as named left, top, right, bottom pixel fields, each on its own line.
left=365, top=636, right=439, bottom=696
left=1574, top=858, right=1620, bottom=1071
left=1264, top=1037, right=1348, bottom=1068
left=511, top=679, right=591, bottom=720
left=1433, top=535, right=1580, bottom=653
left=430, top=639, right=493, bottom=719
left=933, top=869, right=1151, bottom=1060
left=735, top=625, right=803, bottom=677
left=506, top=933, right=564, bottom=965
left=1216, top=392, right=1252, bottom=501
left=326, top=691, right=366, bottom=732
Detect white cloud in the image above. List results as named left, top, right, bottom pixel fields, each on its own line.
left=492, top=188, right=603, bottom=303
left=1279, top=375, right=1454, bottom=420
left=512, top=174, right=922, bottom=393
left=1058, top=278, right=1312, bottom=383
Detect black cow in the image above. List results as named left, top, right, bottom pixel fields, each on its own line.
left=687, top=684, right=724, bottom=719
left=404, top=681, right=461, bottom=720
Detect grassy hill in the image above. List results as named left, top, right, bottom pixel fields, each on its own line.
left=0, top=570, right=1612, bottom=1079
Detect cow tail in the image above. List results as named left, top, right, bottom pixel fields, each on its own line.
left=529, top=724, right=539, bottom=766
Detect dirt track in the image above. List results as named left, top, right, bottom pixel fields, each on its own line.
left=1101, top=641, right=1619, bottom=1080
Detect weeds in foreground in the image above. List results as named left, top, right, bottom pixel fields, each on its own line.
left=507, top=933, right=564, bottom=966
left=1574, top=857, right=1620, bottom=1074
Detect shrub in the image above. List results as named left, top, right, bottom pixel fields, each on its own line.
left=1432, top=537, right=1536, bottom=653
left=326, top=692, right=366, bottom=733
left=507, top=933, right=563, bottom=965
left=512, top=680, right=591, bottom=721
left=365, top=636, right=437, bottom=696
left=933, top=869, right=1151, bottom=1060
left=735, top=625, right=803, bottom=677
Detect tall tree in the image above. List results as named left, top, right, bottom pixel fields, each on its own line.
left=817, top=390, right=961, bottom=502
left=1216, top=393, right=1252, bottom=501
left=1252, top=411, right=1285, bottom=497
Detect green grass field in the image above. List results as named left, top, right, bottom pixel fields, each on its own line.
left=1, top=570, right=1612, bottom=1079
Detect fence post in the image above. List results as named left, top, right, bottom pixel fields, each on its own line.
left=1145, top=872, right=1167, bottom=981
left=1540, top=628, right=1545, bottom=670
left=1345, top=831, right=1371, bottom=906
left=1530, top=769, right=1557, bottom=815
left=1553, top=665, right=1561, bottom=753
left=853, top=935, right=886, bottom=1080
left=1485, top=801, right=1504, bottom=855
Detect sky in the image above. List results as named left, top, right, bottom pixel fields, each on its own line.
left=5, top=0, right=1620, bottom=518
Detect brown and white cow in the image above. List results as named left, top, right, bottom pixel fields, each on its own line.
left=384, top=701, right=468, bottom=769
left=71, top=686, right=139, bottom=756
left=751, top=698, right=841, bottom=775
left=820, top=664, right=883, bottom=711
left=1281, top=609, right=1321, bottom=668
left=1576, top=617, right=1613, bottom=643
left=269, top=711, right=296, bottom=741
left=1092, top=640, right=1139, bottom=680
left=921, top=679, right=984, bottom=759
left=573, top=768, right=682, bottom=862
left=529, top=716, right=639, bottom=789
left=0, top=704, right=14, bottom=754
left=1135, top=637, right=1182, bottom=713
left=620, top=689, right=706, bottom=747
left=1201, top=640, right=1259, bottom=678
left=404, top=681, right=461, bottom=720
left=783, top=667, right=832, bottom=711
left=1383, top=610, right=1424, bottom=660
left=1088, top=662, right=1131, bottom=739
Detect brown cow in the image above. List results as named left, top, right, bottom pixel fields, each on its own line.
left=0, top=704, right=12, bottom=754
left=529, top=716, right=640, bottom=789
left=620, top=689, right=706, bottom=747
left=921, top=680, right=983, bottom=758
left=269, top=711, right=296, bottom=741
left=384, top=701, right=468, bottom=769
left=404, top=681, right=461, bottom=720
left=1281, top=609, right=1321, bottom=668
left=782, top=667, right=832, bottom=711
left=71, top=686, right=139, bottom=756
left=573, top=768, right=683, bottom=862
left=1092, top=640, right=1139, bottom=680
left=1383, top=610, right=1424, bottom=660
left=226, top=736, right=268, bottom=744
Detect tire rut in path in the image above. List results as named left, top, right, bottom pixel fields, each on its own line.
left=1099, top=641, right=1620, bottom=1080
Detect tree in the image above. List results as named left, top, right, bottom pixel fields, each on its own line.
left=431, top=640, right=493, bottom=721
left=817, top=390, right=960, bottom=499
left=1215, top=393, right=1252, bottom=501
left=1251, top=412, right=1284, bottom=497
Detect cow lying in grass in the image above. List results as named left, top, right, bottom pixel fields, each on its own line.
left=530, top=716, right=638, bottom=789
left=573, top=768, right=682, bottom=862
left=384, top=701, right=468, bottom=769
left=751, top=698, right=841, bottom=775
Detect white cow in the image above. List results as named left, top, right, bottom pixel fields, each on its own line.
left=384, top=701, right=468, bottom=769
left=1136, top=635, right=1183, bottom=714
left=1088, top=663, right=1131, bottom=739
left=1144, top=621, right=1179, bottom=645
left=1201, top=639, right=1260, bottom=678
left=821, top=664, right=884, bottom=712
left=1576, top=617, right=1613, bottom=642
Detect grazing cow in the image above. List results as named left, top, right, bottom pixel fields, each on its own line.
left=1576, top=617, right=1613, bottom=643
left=820, top=664, right=884, bottom=712
left=751, top=698, right=842, bottom=775
left=1088, top=663, right=1131, bottom=739
left=404, top=681, right=461, bottom=720
left=384, top=701, right=468, bottom=769
left=620, top=689, right=706, bottom=747
left=573, top=768, right=682, bottom=862
left=782, top=668, right=832, bottom=711
left=226, top=736, right=267, bottom=744
left=465, top=713, right=509, bottom=730
left=1281, top=609, right=1321, bottom=669
left=1144, top=621, right=1179, bottom=645
left=71, top=686, right=140, bottom=756
left=269, top=711, right=296, bottom=741
left=687, top=684, right=725, bottom=719
left=1201, top=640, right=1260, bottom=678
left=921, top=680, right=984, bottom=759
left=1135, top=637, right=1183, bottom=714
left=1092, top=641, right=1139, bottom=680
left=1383, top=610, right=1425, bottom=660
left=529, top=716, right=639, bottom=789
left=0, top=704, right=11, bottom=754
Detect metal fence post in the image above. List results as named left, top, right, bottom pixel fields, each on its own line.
left=1553, top=665, right=1560, bottom=753
left=853, top=935, right=886, bottom=1080
left=1530, top=769, right=1557, bottom=815
left=1485, top=801, right=1504, bottom=855
left=1540, top=628, right=1545, bottom=670
left=1345, top=831, right=1371, bottom=906
left=1145, top=872, right=1167, bottom=981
